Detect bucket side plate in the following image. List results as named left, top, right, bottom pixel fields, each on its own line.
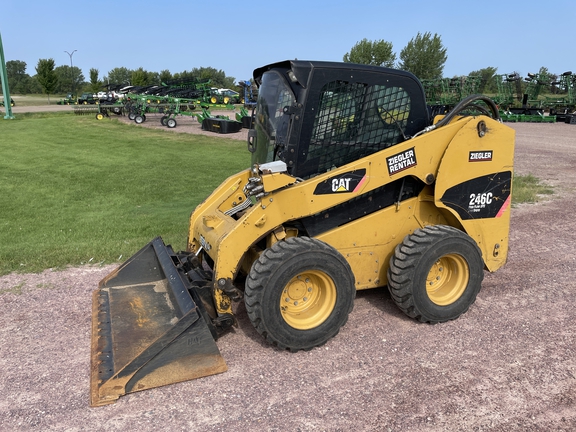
left=90, top=238, right=228, bottom=407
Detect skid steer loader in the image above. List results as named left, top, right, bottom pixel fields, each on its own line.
left=91, top=60, right=515, bottom=406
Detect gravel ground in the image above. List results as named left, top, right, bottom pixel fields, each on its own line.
left=1, top=117, right=575, bottom=431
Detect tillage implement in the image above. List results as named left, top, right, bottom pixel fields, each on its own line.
left=91, top=60, right=515, bottom=406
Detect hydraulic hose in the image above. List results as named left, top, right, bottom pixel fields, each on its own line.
left=413, top=94, right=501, bottom=139
left=435, top=94, right=501, bottom=128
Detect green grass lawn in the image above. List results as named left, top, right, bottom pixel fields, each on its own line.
left=0, top=113, right=250, bottom=275
left=512, top=173, right=554, bottom=204
left=0, top=112, right=554, bottom=276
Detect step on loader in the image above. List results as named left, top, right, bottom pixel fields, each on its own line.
left=91, top=60, right=515, bottom=406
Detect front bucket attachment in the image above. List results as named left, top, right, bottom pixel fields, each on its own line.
left=90, top=237, right=227, bottom=407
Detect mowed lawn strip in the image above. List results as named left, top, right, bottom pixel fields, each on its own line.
left=0, top=113, right=249, bottom=275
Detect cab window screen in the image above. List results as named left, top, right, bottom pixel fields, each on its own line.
left=308, top=81, right=411, bottom=174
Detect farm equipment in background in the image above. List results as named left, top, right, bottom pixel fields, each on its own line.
left=545, top=71, right=576, bottom=123
left=95, top=99, right=125, bottom=120
left=0, top=97, right=14, bottom=107
left=57, top=94, right=76, bottom=105
left=73, top=92, right=101, bottom=115
left=78, top=92, right=98, bottom=105
left=239, top=80, right=258, bottom=107
left=422, top=75, right=481, bottom=107
left=495, top=72, right=556, bottom=123
left=90, top=60, right=515, bottom=406
left=209, top=88, right=240, bottom=104
left=492, top=73, right=520, bottom=108
left=115, top=78, right=236, bottom=127
left=236, top=106, right=254, bottom=128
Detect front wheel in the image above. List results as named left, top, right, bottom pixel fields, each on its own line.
left=166, top=118, right=177, bottom=128
left=387, top=225, right=484, bottom=323
left=245, top=237, right=355, bottom=351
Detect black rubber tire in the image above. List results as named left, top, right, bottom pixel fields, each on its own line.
left=387, top=225, right=484, bottom=323
left=134, top=115, right=144, bottom=124
left=128, top=112, right=136, bottom=121
left=245, top=237, right=355, bottom=352
left=166, top=118, right=177, bottom=128
left=160, top=115, right=168, bottom=126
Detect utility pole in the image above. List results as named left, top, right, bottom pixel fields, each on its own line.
left=64, top=49, right=77, bottom=95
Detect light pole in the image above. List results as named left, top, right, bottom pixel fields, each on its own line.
left=64, top=50, right=77, bottom=96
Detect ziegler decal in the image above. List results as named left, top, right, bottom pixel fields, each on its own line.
left=469, top=151, right=493, bottom=162
left=313, top=169, right=367, bottom=195
left=440, top=171, right=512, bottom=220
left=387, top=147, right=417, bottom=175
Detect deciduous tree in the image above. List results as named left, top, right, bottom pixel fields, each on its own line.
left=35, top=58, right=58, bottom=103
left=398, top=32, right=447, bottom=80
left=343, top=38, right=396, bottom=68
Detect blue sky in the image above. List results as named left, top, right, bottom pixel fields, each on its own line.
left=2, top=0, right=575, bottom=84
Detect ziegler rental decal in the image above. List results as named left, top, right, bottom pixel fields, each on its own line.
left=469, top=151, right=493, bottom=162
left=387, top=148, right=417, bottom=175
left=314, top=169, right=367, bottom=195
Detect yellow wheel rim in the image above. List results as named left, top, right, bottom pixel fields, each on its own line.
left=426, top=254, right=469, bottom=305
left=280, top=271, right=337, bottom=330
left=96, top=114, right=103, bottom=120
left=224, top=96, right=230, bottom=104
left=211, top=96, right=217, bottom=104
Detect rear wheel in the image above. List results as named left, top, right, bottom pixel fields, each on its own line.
left=160, top=115, right=168, bottom=126
left=387, top=225, right=484, bottom=323
left=245, top=237, right=355, bottom=351
left=128, top=112, right=136, bottom=121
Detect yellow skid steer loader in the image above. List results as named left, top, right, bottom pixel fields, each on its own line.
left=91, top=60, right=515, bottom=406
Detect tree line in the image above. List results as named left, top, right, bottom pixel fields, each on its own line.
left=3, top=34, right=570, bottom=100
left=3, top=59, right=237, bottom=100
left=343, top=32, right=572, bottom=97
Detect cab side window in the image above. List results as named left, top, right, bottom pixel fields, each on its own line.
left=309, top=81, right=411, bottom=173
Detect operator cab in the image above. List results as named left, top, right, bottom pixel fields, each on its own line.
left=251, top=60, right=430, bottom=179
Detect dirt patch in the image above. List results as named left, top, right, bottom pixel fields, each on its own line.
left=1, top=122, right=575, bottom=431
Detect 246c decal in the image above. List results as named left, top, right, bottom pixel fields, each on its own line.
left=469, top=192, right=493, bottom=210
left=440, top=172, right=512, bottom=220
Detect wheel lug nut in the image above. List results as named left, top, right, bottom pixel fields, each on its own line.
left=294, top=301, right=298, bottom=305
